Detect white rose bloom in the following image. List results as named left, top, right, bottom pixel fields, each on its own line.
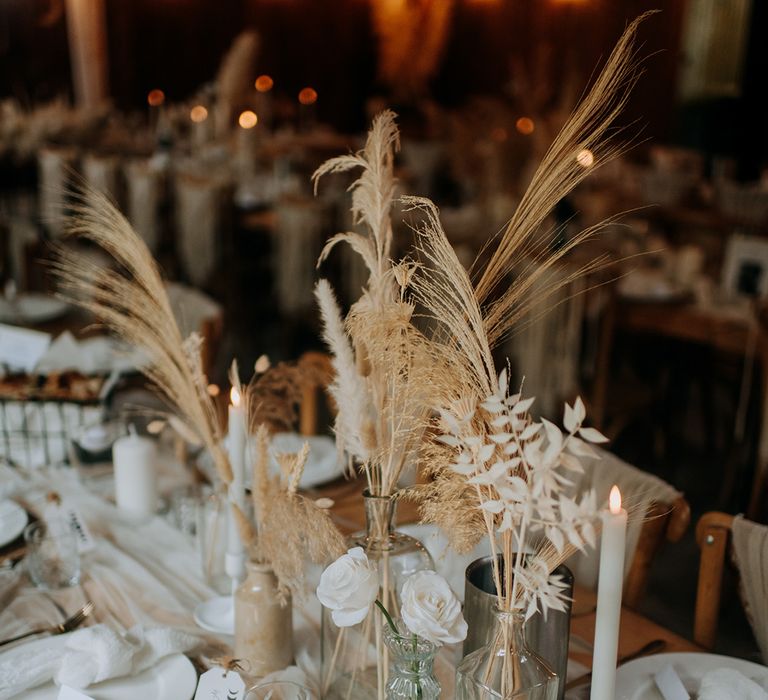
left=316, top=547, right=379, bottom=627
left=400, top=570, right=468, bottom=646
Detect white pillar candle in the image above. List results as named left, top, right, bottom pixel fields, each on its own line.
left=112, top=426, right=157, bottom=518
left=590, top=485, right=628, bottom=700
left=226, top=386, right=247, bottom=589
left=65, top=0, right=109, bottom=109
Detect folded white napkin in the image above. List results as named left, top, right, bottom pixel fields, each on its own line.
left=36, top=332, right=146, bottom=375
left=0, top=625, right=198, bottom=699
left=699, top=668, right=768, bottom=700
left=56, top=624, right=198, bottom=688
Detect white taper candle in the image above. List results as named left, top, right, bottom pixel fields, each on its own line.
left=590, top=485, right=628, bottom=700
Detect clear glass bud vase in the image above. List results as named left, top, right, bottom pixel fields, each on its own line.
left=455, top=609, right=558, bottom=700
left=383, top=622, right=441, bottom=700
left=321, top=490, right=434, bottom=700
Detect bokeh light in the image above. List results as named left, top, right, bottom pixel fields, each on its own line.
left=238, top=110, right=258, bottom=128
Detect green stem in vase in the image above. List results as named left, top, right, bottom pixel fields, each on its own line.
left=412, top=633, right=423, bottom=700
left=375, top=598, right=398, bottom=635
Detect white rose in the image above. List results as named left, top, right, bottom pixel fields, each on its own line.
left=400, top=570, right=468, bottom=646
left=316, top=547, right=379, bottom=627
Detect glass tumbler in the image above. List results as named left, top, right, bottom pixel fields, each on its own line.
left=24, top=521, right=80, bottom=589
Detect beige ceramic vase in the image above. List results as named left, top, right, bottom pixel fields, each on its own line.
left=234, top=561, right=293, bottom=678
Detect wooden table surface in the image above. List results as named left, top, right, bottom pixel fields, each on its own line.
left=315, top=473, right=703, bottom=668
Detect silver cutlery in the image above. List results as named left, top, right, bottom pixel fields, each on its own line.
left=0, top=600, right=94, bottom=648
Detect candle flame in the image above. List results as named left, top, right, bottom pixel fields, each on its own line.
left=230, top=386, right=241, bottom=407
left=515, top=117, right=535, bottom=135
left=238, top=110, right=258, bottom=129
left=609, top=485, right=622, bottom=514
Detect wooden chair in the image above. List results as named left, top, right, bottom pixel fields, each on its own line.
left=694, top=511, right=736, bottom=649
left=297, top=351, right=335, bottom=436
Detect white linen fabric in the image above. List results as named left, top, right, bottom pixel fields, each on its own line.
left=82, top=154, right=120, bottom=203
left=124, top=159, right=162, bottom=253
left=0, top=624, right=196, bottom=698
left=566, top=448, right=682, bottom=588
left=274, top=198, right=325, bottom=314
left=732, top=516, right=768, bottom=664
left=174, top=174, right=224, bottom=287
left=698, top=667, right=768, bottom=700
left=56, top=624, right=198, bottom=688
left=38, top=147, right=76, bottom=238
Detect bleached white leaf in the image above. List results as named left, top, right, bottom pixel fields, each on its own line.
left=438, top=410, right=460, bottom=435
left=436, top=434, right=461, bottom=447
left=491, top=415, right=510, bottom=428
left=478, top=443, right=496, bottom=462
left=578, top=426, right=609, bottom=444
left=503, top=442, right=519, bottom=455
left=480, top=500, right=504, bottom=514
left=464, top=435, right=483, bottom=448
left=489, top=432, right=513, bottom=444
left=573, top=396, right=586, bottom=424
left=512, top=397, right=535, bottom=415
left=567, top=528, right=584, bottom=551
left=566, top=437, right=598, bottom=458
left=520, top=423, right=541, bottom=441
left=581, top=521, right=596, bottom=549
left=481, top=399, right=504, bottom=414
left=451, top=462, right=476, bottom=475
left=541, top=418, right=562, bottom=452
left=498, top=509, right=514, bottom=532
left=498, top=368, right=508, bottom=395
left=468, top=472, right=498, bottom=486
left=563, top=402, right=578, bottom=433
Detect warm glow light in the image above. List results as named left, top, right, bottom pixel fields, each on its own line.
left=576, top=148, right=594, bottom=168
left=609, top=485, right=622, bottom=514
left=515, top=117, right=535, bottom=135
left=298, top=87, right=318, bottom=105
left=491, top=127, right=508, bottom=142
left=147, top=89, right=165, bottom=107
left=255, top=75, right=274, bottom=92
left=230, top=386, right=241, bottom=407
left=207, top=383, right=220, bottom=397
left=238, top=110, right=258, bottom=129
left=190, top=105, right=208, bottom=123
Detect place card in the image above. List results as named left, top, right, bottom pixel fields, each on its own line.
left=43, top=501, right=96, bottom=554
left=194, top=667, right=246, bottom=700
left=57, top=686, right=95, bottom=700
left=0, top=323, right=52, bottom=372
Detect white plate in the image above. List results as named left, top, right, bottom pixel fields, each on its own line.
left=200, top=432, right=344, bottom=490
left=193, top=595, right=234, bottom=635
left=615, top=652, right=768, bottom=699
left=21, top=654, right=197, bottom=700
left=270, top=433, right=344, bottom=488
left=0, top=500, right=28, bottom=547
left=0, top=294, right=69, bottom=324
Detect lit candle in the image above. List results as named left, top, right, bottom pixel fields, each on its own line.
left=112, top=425, right=157, bottom=519
left=189, top=104, right=209, bottom=151
left=237, top=110, right=258, bottom=178
left=225, top=386, right=247, bottom=589
left=228, top=386, right=246, bottom=489
left=297, top=87, right=317, bottom=133
left=590, top=485, right=628, bottom=700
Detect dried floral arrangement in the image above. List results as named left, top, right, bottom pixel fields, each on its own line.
left=52, top=189, right=232, bottom=485
left=232, top=422, right=346, bottom=599
left=314, top=111, right=441, bottom=497
left=314, top=11, right=648, bottom=617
